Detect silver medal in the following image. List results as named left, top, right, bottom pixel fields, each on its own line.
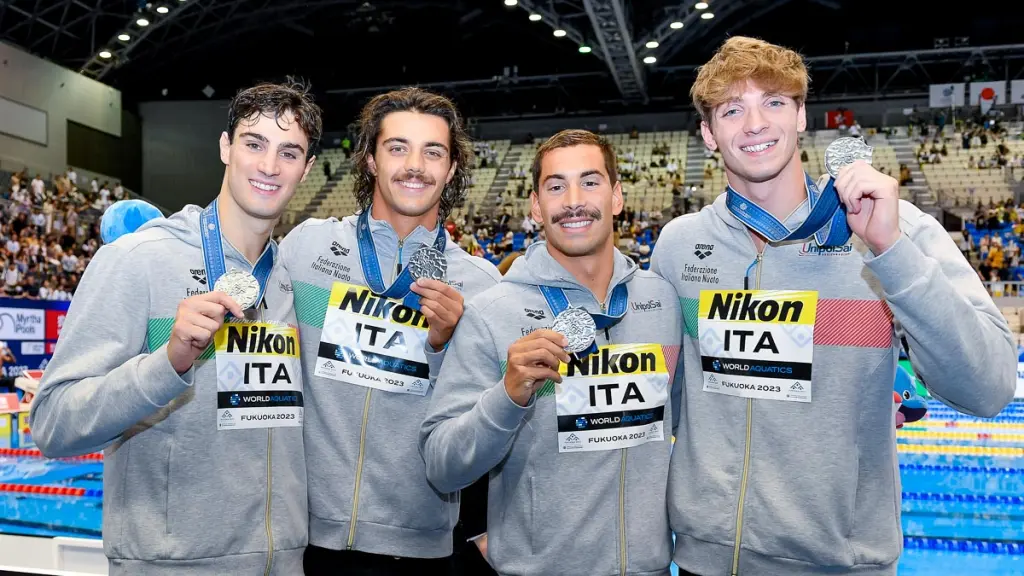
left=552, top=307, right=597, bottom=354
left=824, top=137, right=874, bottom=179
left=408, top=247, right=448, bottom=282
left=214, top=268, right=260, bottom=309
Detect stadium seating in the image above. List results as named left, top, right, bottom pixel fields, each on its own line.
left=922, top=136, right=1023, bottom=206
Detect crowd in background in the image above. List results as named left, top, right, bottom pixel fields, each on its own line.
left=0, top=167, right=112, bottom=300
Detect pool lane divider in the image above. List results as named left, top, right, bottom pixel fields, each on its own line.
left=0, top=483, right=102, bottom=498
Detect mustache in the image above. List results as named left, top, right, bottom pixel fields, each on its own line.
left=393, top=171, right=436, bottom=185
left=551, top=206, right=602, bottom=224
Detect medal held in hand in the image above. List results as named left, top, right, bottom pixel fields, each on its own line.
left=552, top=307, right=597, bottom=355
left=214, top=268, right=260, bottom=310
left=407, top=246, right=448, bottom=282
left=825, top=137, right=874, bottom=178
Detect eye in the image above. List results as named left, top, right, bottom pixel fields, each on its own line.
left=902, top=390, right=912, bottom=400
left=247, top=143, right=262, bottom=151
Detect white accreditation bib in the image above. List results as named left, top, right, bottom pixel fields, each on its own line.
left=215, top=321, right=303, bottom=430
left=697, top=290, right=817, bottom=403
left=313, top=282, right=430, bottom=396
left=556, top=343, right=670, bottom=453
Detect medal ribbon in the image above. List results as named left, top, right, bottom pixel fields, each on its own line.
left=199, top=199, right=275, bottom=311
left=356, top=208, right=447, bottom=311
left=725, top=172, right=851, bottom=247
left=539, top=283, right=629, bottom=357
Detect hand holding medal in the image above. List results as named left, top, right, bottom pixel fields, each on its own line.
left=407, top=247, right=465, bottom=351
left=167, top=291, right=245, bottom=375
left=503, top=329, right=570, bottom=408
left=828, top=137, right=902, bottom=255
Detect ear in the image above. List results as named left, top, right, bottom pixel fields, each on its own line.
left=445, top=159, right=457, bottom=184
left=219, top=132, right=231, bottom=165
left=611, top=180, right=624, bottom=217
left=797, top=101, right=807, bottom=133
left=366, top=153, right=378, bottom=176
left=301, top=154, right=317, bottom=183
left=700, top=120, right=718, bottom=152
left=530, top=191, right=543, bottom=224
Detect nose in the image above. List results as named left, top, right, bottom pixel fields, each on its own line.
left=258, top=151, right=280, bottom=178
left=565, top=180, right=584, bottom=208
left=404, top=150, right=425, bottom=174
left=743, top=106, right=768, bottom=135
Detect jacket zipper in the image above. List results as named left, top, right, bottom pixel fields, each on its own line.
left=260, top=304, right=274, bottom=576
left=731, top=246, right=765, bottom=576
left=264, top=429, right=274, bottom=575
left=347, top=390, right=372, bottom=549
left=618, top=448, right=628, bottom=576
left=348, top=236, right=403, bottom=550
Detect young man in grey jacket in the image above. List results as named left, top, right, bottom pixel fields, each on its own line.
left=280, top=87, right=501, bottom=575
left=653, top=36, right=1016, bottom=576
left=29, top=80, right=322, bottom=575
left=421, top=129, right=684, bottom=576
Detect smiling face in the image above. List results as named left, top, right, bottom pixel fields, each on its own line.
left=367, top=110, right=457, bottom=223
left=219, top=111, right=314, bottom=222
left=701, top=80, right=807, bottom=191
left=531, top=143, right=622, bottom=259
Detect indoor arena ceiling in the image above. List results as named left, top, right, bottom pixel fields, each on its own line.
left=0, top=0, right=1020, bottom=120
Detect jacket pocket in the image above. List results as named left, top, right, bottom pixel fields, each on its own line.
left=120, top=429, right=173, bottom=559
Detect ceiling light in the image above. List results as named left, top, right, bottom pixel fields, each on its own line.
left=670, top=21, right=684, bottom=29
left=553, top=29, right=567, bottom=37
left=529, top=13, right=542, bottom=21
left=645, top=40, right=659, bottom=49
left=504, top=0, right=518, bottom=6
left=701, top=12, right=714, bottom=19
left=695, top=2, right=709, bottom=9
left=579, top=45, right=592, bottom=53
left=156, top=5, right=169, bottom=13
left=99, top=50, right=112, bottom=59
left=118, top=33, right=131, bottom=41
left=136, top=18, right=150, bottom=26
left=643, top=56, right=656, bottom=64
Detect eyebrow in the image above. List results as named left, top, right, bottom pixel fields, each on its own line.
left=382, top=137, right=450, bottom=153
left=239, top=132, right=306, bottom=155
left=542, top=169, right=605, bottom=184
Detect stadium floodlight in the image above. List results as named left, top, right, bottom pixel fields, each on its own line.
left=99, top=50, right=112, bottom=59
left=553, top=29, right=567, bottom=37
left=156, top=6, right=169, bottom=14
left=118, top=34, right=131, bottom=42
left=579, top=45, right=592, bottom=53
left=701, top=12, right=714, bottom=19
left=695, top=2, right=709, bottom=9
left=670, top=21, right=684, bottom=29
left=504, top=0, right=518, bottom=6
left=529, top=13, right=542, bottom=21
left=643, top=56, right=656, bottom=64
left=137, top=18, right=150, bottom=26
left=646, top=41, right=659, bottom=49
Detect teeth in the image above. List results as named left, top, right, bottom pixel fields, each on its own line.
left=399, top=181, right=426, bottom=189
left=561, top=220, right=592, bottom=229
left=741, top=141, right=777, bottom=153
left=249, top=180, right=279, bottom=192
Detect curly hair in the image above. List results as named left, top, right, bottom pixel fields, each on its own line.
left=691, top=36, right=809, bottom=124
left=351, top=87, right=474, bottom=221
left=226, top=77, right=322, bottom=161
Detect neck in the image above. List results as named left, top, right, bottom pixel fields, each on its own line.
left=727, top=153, right=807, bottom=222
left=371, top=194, right=439, bottom=239
left=217, top=189, right=274, bottom=264
left=546, top=239, right=617, bottom=305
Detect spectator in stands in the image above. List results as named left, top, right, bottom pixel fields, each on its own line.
left=656, top=35, right=1016, bottom=576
